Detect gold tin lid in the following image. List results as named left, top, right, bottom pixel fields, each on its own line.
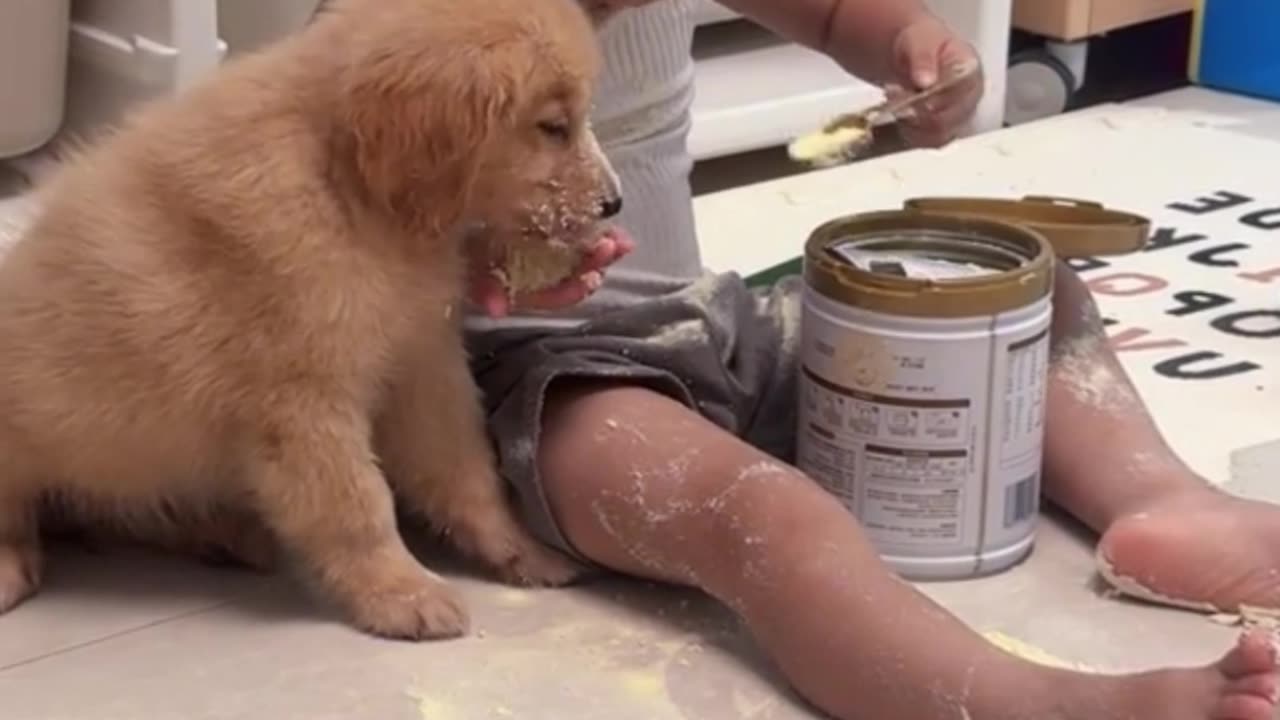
left=804, top=210, right=1054, bottom=319
left=902, top=195, right=1150, bottom=257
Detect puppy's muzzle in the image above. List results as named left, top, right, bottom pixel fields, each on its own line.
left=586, top=126, right=624, bottom=219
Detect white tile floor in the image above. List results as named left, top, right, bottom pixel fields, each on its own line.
left=1, top=87, right=1279, bottom=720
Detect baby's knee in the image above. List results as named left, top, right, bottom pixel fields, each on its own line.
left=1052, top=260, right=1102, bottom=316
left=1050, top=259, right=1106, bottom=348
left=697, top=459, right=836, bottom=549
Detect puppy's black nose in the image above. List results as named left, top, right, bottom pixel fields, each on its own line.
left=598, top=195, right=623, bottom=218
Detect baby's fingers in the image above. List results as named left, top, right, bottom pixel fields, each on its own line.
left=582, top=232, right=635, bottom=273
left=513, top=271, right=604, bottom=312
left=470, top=275, right=512, bottom=318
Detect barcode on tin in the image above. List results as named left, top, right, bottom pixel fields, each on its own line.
left=1003, top=473, right=1039, bottom=527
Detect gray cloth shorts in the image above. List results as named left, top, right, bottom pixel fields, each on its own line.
left=467, top=271, right=804, bottom=561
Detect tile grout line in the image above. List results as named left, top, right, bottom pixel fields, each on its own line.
left=0, top=600, right=235, bottom=674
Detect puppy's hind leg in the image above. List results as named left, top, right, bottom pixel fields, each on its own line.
left=184, top=509, right=279, bottom=572
left=0, top=455, right=43, bottom=613
left=377, top=336, right=583, bottom=588
left=118, top=503, right=280, bottom=573
left=246, top=409, right=468, bottom=640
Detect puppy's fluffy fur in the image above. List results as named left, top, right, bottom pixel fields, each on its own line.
left=0, top=0, right=621, bottom=640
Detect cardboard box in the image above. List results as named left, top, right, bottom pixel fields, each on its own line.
left=1013, top=0, right=1193, bottom=41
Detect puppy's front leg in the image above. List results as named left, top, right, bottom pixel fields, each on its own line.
left=0, top=485, right=41, bottom=614
left=249, top=411, right=468, bottom=640
left=377, top=330, right=582, bottom=587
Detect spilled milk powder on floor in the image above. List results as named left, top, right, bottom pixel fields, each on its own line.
left=402, top=586, right=802, bottom=720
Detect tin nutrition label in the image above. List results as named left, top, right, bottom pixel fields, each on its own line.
left=796, top=292, right=1052, bottom=572
left=800, top=369, right=977, bottom=544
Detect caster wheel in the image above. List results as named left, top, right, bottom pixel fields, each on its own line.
left=1005, top=49, right=1076, bottom=126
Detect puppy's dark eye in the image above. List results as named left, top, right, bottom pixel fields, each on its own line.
left=538, top=120, right=571, bottom=142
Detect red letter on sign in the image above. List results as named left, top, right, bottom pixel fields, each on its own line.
left=1107, top=327, right=1188, bottom=353
left=1239, top=266, right=1280, bottom=284
left=1086, top=273, right=1169, bottom=297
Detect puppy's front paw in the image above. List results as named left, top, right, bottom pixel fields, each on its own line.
left=500, top=538, right=587, bottom=588
left=347, top=571, right=470, bottom=641
left=0, top=541, right=43, bottom=613
left=449, top=506, right=588, bottom=587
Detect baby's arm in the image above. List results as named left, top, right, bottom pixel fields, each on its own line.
left=718, top=0, right=932, bottom=82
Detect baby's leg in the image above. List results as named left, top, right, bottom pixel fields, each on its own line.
left=537, top=384, right=1278, bottom=720
left=1043, top=263, right=1280, bottom=611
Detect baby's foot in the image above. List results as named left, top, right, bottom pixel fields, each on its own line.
left=1132, top=630, right=1278, bottom=720
left=1211, top=631, right=1280, bottom=719
left=1097, top=488, right=1280, bottom=612
left=1036, top=631, right=1276, bottom=720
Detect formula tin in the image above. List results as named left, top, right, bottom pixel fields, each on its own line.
left=797, top=210, right=1055, bottom=581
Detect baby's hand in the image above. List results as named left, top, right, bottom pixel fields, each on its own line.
left=469, top=230, right=634, bottom=319
left=886, top=16, right=984, bottom=148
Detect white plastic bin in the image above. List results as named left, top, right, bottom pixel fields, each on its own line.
left=0, top=0, right=71, bottom=158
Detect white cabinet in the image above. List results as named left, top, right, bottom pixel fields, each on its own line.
left=689, top=17, right=883, bottom=160
left=58, top=0, right=224, bottom=144
left=217, top=0, right=321, bottom=55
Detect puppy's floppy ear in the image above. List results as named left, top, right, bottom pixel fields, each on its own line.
left=338, top=48, right=513, bottom=230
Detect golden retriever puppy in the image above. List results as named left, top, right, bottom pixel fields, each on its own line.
left=0, top=0, right=620, bottom=640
